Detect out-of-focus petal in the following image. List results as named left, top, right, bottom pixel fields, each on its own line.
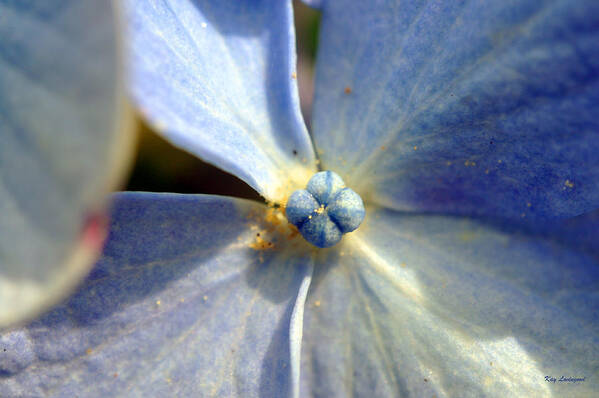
left=0, top=0, right=134, bottom=327
left=0, top=193, right=313, bottom=397
left=311, top=0, right=599, bottom=221
left=301, top=208, right=598, bottom=397
left=125, top=0, right=316, bottom=203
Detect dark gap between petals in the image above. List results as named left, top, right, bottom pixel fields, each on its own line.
left=125, top=120, right=263, bottom=202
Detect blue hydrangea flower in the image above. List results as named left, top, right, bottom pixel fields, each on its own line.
left=2, top=0, right=599, bottom=397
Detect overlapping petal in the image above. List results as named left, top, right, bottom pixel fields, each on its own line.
left=310, top=0, right=599, bottom=221
left=125, top=0, right=316, bottom=203
left=0, top=193, right=313, bottom=397
left=301, top=208, right=598, bottom=397
left=0, top=0, right=134, bottom=326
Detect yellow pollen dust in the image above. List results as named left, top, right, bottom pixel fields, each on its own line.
left=266, top=164, right=314, bottom=205
left=249, top=234, right=275, bottom=250
left=246, top=205, right=303, bottom=252
left=314, top=204, right=325, bottom=214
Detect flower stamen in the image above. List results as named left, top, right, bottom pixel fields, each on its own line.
left=285, top=171, right=365, bottom=248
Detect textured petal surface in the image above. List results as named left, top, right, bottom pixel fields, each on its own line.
left=301, top=208, right=598, bottom=397
left=311, top=0, right=599, bottom=221
left=0, top=193, right=313, bottom=397
left=126, top=0, right=316, bottom=202
left=0, top=0, right=133, bottom=326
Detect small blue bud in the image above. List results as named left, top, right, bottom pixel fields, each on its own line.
left=306, top=170, right=345, bottom=205
left=286, top=171, right=365, bottom=248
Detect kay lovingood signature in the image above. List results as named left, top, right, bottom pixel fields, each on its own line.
left=545, top=376, right=586, bottom=383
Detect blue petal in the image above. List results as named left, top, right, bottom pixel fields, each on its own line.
left=311, top=0, right=599, bottom=221
left=549, top=209, right=599, bottom=259
left=301, top=208, right=598, bottom=396
left=289, top=261, right=313, bottom=398
left=0, top=193, right=313, bottom=397
left=0, top=0, right=134, bottom=326
left=125, top=0, right=316, bottom=202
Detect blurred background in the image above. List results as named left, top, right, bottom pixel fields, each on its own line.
left=124, top=1, right=320, bottom=200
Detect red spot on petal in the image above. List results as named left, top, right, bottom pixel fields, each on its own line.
left=81, top=212, right=108, bottom=251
